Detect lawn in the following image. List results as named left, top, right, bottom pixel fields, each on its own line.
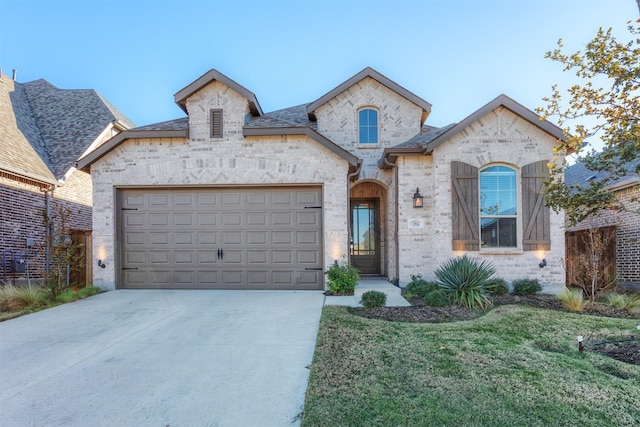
left=302, top=305, right=640, bottom=426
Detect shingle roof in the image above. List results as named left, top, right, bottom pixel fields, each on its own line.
left=244, top=104, right=316, bottom=129
left=565, top=155, right=639, bottom=191
left=0, top=75, right=134, bottom=182
left=391, top=123, right=458, bottom=150
left=133, top=117, right=189, bottom=131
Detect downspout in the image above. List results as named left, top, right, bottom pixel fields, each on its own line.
left=346, top=160, right=362, bottom=264
left=42, top=187, right=53, bottom=274
left=383, top=158, right=400, bottom=287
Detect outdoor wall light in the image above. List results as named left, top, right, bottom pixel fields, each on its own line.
left=97, top=259, right=106, bottom=269
left=413, top=188, right=424, bottom=208
left=539, top=258, right=547, bottom=268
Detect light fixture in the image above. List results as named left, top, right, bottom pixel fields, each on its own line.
left=97, top=259, right=106, bottom=269
left=577, top=335, right=584, bottom=353
left=413, top=188, right=423, bottom=208
left=539, top=259, right=547, bottom=268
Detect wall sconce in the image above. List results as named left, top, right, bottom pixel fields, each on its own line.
left=413, top=188, right=423, bottom=208
left=538, top=258, right=547, bottom=268
left=97, top=259, right=106, bottom=269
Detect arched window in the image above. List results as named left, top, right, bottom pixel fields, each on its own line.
left=479, top=165, right=517, bottom=247
left=358, top=108, right=378, bottom=144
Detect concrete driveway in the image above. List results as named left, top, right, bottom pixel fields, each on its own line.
left=0, top=290, right=325, bottom=426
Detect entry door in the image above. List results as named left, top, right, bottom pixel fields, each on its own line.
left=350, top=199, right=380, bottom=275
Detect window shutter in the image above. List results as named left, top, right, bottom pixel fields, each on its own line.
left=522, top=160, right=551, bottom=251
left=210, top=109, right=223, bottom=138
left=451, top=161, right=479, bottom=251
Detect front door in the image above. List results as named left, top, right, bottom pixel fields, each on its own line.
left=350, top=199, right=380, bottom=275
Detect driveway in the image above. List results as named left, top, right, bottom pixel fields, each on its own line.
left=0, top=290, right=325, bottom=426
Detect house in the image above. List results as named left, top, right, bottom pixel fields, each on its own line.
left=77, top=67, right=567, bottom=292
left=0, top=71, right=134, bottom=284
left=565, top=157, right=640, bottom=291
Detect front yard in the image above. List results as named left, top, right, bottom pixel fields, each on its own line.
left=302, top=305, right=640, bottom=426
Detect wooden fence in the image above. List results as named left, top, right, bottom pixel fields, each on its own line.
left=565, top=226, right=616, bottom=290
left=71, top=230, right=92, bottom=287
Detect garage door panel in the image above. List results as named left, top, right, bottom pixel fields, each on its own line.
left=120, top=187, right=323, bottom=290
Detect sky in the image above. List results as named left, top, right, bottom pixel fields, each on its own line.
left=0, top=0, right=638, bottom=143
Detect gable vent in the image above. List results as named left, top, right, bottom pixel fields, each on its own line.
left=210, top=109, right=223, bottom=138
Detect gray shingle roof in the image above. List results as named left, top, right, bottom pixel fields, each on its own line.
left=245, top=104, right=316, bottom=129
left=0, top=75, right=134, bottom=182
left=565, top=155, right=639, bottom=191
left=391, top=123, right=458, bottom=150
left=133, top=117, right=189, bottom=131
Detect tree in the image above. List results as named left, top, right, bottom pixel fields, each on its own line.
left=537, top=18, right=640, bottom=227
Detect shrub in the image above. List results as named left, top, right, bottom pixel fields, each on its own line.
left=603, top=293, right=640, bottom=314
left=405, top=275, right=439, bottom=299
left=0, top=285, right=47, bottom=311
left=557, top=288, right=586, bottom=312
left=485, top=278, right=509, bottom=296
left=512, top=279, right=542, bottom=296
left=423, top=289, right=450, bottom=307
left=434, top=254, right=496, bottom=309
left=325, top=262, right=360, bottom=295
left=360, top=291, right=387, bottom=308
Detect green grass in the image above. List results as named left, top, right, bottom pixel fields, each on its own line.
left=0, top=285, right=101, bottom=321
left=302, top=305, right=640, bottom=426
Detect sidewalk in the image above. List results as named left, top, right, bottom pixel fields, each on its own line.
left=323, top=279, right=411, bottom=307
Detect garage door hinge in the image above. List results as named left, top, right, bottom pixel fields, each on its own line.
left=304, top=206, right=322, bottom=209
left=121, top=208, right=138, bottom=211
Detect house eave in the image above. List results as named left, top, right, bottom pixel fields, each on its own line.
left=378, top=146, right=427, bottom=169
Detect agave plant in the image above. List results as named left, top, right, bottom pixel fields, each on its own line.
left=434, top=255, right=496, bottom=309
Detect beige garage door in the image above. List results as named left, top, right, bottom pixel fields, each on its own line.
left=118, top=187, right=323, bottom=290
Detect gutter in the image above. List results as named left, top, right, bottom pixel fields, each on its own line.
left=346, top=160, right=363, bottom=265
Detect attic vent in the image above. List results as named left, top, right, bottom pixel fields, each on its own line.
left=210, top=109, right=223, bottom=138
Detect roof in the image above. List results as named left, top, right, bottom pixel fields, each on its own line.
left=0, top=74, right=134, bottom=183
left=174, top=69, right=263, bottom=117
left=306, top=67, right=432, bottom=124
left=565, top=154, right=639, bottom=191
left=379, top=94, right=566, bottom=168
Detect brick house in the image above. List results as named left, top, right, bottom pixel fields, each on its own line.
left=77, top=68, right=567, bottom=292
left=0, top=72, right=133, bottom=284
left=565, top=158, right=640, bottom=290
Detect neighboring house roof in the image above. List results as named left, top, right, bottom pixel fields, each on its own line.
left=306, top=67, right=432, bottom=124
left=0, top=74, right=134, bottom=184
left=379, top=94, right=566, bottom=169
left=174, top=69, right=263, bottom=117
left=565, top=155, right=639, bottom=191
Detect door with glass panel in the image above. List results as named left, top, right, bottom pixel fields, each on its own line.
left=350, top=199, right=380, bottom=275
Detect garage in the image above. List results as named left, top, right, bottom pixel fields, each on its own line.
left=118, top=186, right=323, bottom=290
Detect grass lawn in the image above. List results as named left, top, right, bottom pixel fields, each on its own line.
left=302, top=305, right=640, bottom=426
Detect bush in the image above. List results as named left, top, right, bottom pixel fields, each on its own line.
left=557, top=288, right=586, bottom=312
left=325, top=262, right=360, bottom=295
left=423, top=289, right=450, bottom=307
left=434, top=254, right=496, bottom=309
left=0, top=285, right=47, bottom=311
left=360, top=291, right=387, bottom=308
left=485, top=278, right=509, bottom=296
left=603, top=293, right=640, bottom=314
left=512, top=279, right=542, bottom=296
left=405, top=275, right=439, bottom=299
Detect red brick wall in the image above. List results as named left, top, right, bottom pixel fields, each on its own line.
left=1, top=173, right=92, bottom=283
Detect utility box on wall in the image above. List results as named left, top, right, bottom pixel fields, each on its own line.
left=10, top=258, right=26, bottom=273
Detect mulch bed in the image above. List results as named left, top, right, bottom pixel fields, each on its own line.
left=348, top=292, right=640, bottom=365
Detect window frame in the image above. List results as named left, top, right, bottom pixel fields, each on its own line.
left=478, top=164, right=520, bottom=250
left=210, top=109, right=223, bottom=139
left=357, top=107, right=379, bottom=145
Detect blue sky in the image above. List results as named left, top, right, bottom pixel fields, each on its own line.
left=0, top=0, right=637, bottom=134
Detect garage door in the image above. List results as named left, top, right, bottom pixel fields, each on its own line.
left=118, top=187, right=323, bottom=290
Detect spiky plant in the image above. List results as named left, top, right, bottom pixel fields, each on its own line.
left=556, top=288, right=586, bottom=312
left=603, top=293, right=640, bottom=314
left=434, top=255, right=496, bottom=309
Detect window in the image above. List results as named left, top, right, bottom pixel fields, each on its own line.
left=451, top=160, right=550, bottom=252
left=210, top=109, right=223, bottom=138
left=480, top=165, right=517, bottom=247
left=358, top=108, right=378, bottom=144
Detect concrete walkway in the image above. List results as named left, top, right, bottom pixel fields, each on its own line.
left=0, top=290, right=324, bottom=427
left=324, top=279, right=411, bottom=307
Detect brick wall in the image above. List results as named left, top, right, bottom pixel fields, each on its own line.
left=397, top=107, right=566, bottom=293
left=567, top=184, right=640, bottom=287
